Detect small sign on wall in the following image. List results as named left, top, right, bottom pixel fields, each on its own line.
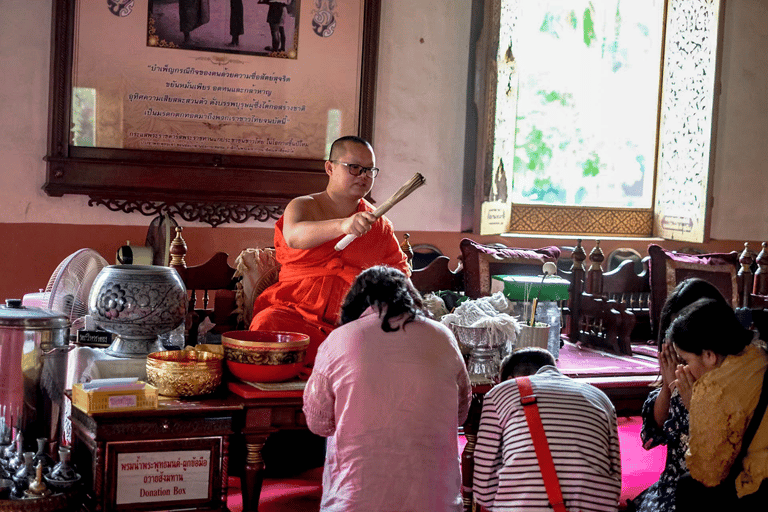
left=480, top=200, right=512, bottom=235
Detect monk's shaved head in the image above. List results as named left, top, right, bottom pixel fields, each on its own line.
left=329, top=136, right=373, bottom=161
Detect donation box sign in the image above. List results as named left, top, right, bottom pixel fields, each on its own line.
left=116, top=450, right=211, bottom=504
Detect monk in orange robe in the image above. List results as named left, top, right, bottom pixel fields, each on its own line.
left=250, top=135, right=411, bottom=365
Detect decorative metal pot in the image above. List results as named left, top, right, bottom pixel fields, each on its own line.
left=88, top=265, right=186, bottom=358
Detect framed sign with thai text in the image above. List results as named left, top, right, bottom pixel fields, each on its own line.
left=106, top=436, right=222, bottom=511
left=45, top=0, right=381, bottom=226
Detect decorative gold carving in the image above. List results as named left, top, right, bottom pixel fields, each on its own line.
left=170, top=226, right=187, bottom=269
left=509, top=204, right=653, bottom=236
left=224, top=346, right=305, bottom=365
left=87, top=197, right=284, bottom=227
left=246, top=442, right=265, bottom=465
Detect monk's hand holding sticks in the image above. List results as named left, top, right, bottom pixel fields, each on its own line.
left=334, top=173, right=426, bottom=251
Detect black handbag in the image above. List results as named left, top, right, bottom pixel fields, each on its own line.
left=675, top=364, right=768, bottom=512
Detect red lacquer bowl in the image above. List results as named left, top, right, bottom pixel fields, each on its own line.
left=225, top=360, right=305, bottom=383
left=221, top=330, right=309, bottom=383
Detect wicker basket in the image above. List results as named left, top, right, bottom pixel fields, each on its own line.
left=72, top=382, right=158, bottom=414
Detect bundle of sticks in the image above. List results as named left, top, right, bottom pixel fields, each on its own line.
left=334, top=172, right=426, bottom=251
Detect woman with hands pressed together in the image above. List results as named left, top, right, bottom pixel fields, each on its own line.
left=668, top=298, right=768, bottom=511
left=629, top=278, right=731, bottom=512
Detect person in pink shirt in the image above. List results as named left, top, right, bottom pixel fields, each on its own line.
left=303, top=265, right=472, bottom=511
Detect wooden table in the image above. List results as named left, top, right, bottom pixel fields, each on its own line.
left=69, top=387, right=307, bottom=512
left=70, top=395, right=242, bottom=512
left=234, top=392, right=306, bottom=512
left=70, top=344, right=657, bottom=512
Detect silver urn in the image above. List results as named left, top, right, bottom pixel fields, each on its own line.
left=88, top=265, right=187, bottom=358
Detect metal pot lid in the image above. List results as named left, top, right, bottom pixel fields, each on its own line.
left=0, top=299, right=69, bottom=330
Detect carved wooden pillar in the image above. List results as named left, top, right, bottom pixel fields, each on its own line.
left=400, top=233, right=414, bottom=269
left=169, top=226, right=194, bottom=326
left=219, top=434, right=230, bottom=510
left=569, top=240, right=587, bottom=338
left=754, top=242, right=768, bottom=296
left=242, top=435, right=269, bottom=512
left=738, top=242, right=755, bottom=308
left=169, top=226, right=188, bottom=271
left=585, top=240, right=604, bottom=295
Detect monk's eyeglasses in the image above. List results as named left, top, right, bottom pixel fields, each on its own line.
left=332, top=161, right=379, bottom=178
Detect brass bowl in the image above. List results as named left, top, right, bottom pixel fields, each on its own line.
left=221, top=331, right=309, bottom=383
left=146, top=350, right=223, bottom=397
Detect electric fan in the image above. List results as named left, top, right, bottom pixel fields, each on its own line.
left=21, top=248, right=108, bottom=449
left=23, top=248, right=109, bottom=333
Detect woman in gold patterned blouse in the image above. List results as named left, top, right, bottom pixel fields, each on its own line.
left=669, top=298, right=768, bottom=511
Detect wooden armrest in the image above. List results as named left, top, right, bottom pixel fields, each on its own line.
left=411, top=255, right=463, bottom=294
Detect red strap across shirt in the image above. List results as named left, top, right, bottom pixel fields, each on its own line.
left=516, top=376, right=568, bottom=512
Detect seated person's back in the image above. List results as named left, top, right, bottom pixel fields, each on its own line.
left=474, top=347, right=621, bottom=512
left=303, top=266, right=471, bottom=511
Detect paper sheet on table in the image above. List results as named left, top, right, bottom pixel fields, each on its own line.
left=243, top=380, right=307, bottom=391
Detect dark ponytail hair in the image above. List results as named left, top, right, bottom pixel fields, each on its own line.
left=340, top=265, right=423, bottom=332
left=667, top=297, right=753, bottom=356
left=657, top=278, right=730, bottom=348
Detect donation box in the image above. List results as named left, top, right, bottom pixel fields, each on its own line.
left=70, top=397, right=239, bottom=512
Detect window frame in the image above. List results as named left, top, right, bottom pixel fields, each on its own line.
left=467, top=0, right=725, bottom=242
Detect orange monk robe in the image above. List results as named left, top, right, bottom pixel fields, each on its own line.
left=250, top=199, right=411, bottom=364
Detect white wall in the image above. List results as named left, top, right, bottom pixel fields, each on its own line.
left=0, top=0, right=765, bottom=239
left=710, top=0, right=768, bottom=240
left=373, top=2, right=470, bottom=231
left=0, top=0, right=470, bottom=232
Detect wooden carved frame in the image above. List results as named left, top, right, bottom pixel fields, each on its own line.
left=45, top=0, right=381, bottom=227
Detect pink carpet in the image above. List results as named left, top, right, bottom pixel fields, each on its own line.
left=618, top=416, right=665, bottom=503
left=558, top=342, right=660, bottom=378
left=226, top=417, right=664, bottom=511
left=226, top=468, right=323, bottom=512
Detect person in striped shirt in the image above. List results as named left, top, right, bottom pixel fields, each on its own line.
left=473, top=347, right=622, bottom=511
